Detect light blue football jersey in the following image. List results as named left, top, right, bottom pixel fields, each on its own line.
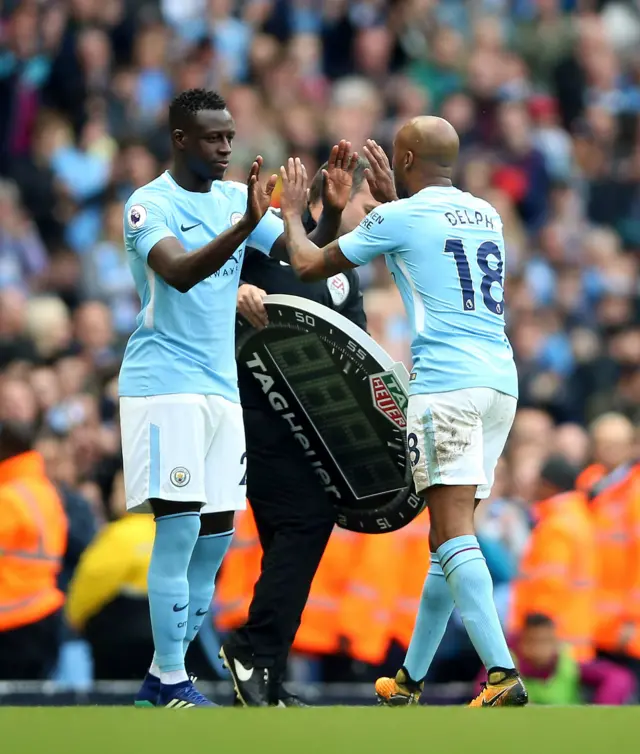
left=119, top=171, right=284, bottom=401
left=339, top=185, right=518, bottom=398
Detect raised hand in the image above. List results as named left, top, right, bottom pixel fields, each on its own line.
left=322, top=140, right=359, bottom=213
left=279, top=157, right=309, bottom=218
left=243, top=156, right=278, bottom=229
left=363, top=139, right=397, bottom=202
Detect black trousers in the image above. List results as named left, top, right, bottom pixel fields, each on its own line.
left=227, top=407, right=335, bottom=677
left=0, top=609, right=62, bottom=680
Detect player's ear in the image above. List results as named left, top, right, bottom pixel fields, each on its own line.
left=172, top=129, right=186, bottom=151
left=405, top=151, right=414, bottom=169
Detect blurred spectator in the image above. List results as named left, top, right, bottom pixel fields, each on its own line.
left=512, top=0, right=575, bottom=87
left=35, top=430, right=100, bottom=594
left=73, top=300, right=119, bottom=369
left=0, top=288, right=37, bottom=367
left=552, top=423, right=590, bottom=468
left=577, top=412, right=636, bottom=492
left=529, top=95, right=573, bottom=181
left=25, top=296, right=73, bottom=360
left=81, top=199, right=142, bottom=337
left=0, top=376, right=39, bottom=424
left=496, top=101, right=550, bottom=230
left=0, top=179, right=47, bottom=292
left=0, top=420, right=67, bottom=680
left=406, top=26, right=463, bottom=112
left=478, top=613, right=636, bottom=706
left=510, top=456, right=596, bottom=662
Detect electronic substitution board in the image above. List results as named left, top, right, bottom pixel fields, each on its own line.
left=236, top=294, right=426, bottom=533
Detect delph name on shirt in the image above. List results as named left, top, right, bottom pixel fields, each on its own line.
left=445, top=210, right=494, bottom=230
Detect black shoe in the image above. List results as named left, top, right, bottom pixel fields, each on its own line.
left=219, top=644, right=270, bottom=707
left=278, top=689, right=309, bottom=707
left=233, top=692, right=305, bottom=708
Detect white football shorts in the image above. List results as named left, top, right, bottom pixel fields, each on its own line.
left=120, top=394, right=247, bottom=514
left=407, top=387, right=516, bottom=499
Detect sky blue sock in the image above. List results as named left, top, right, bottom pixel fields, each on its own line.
left=403, top=553, right=454, bottom=682
left=183, top=530, right=233, bottom=655
left=438, top=535, right=514, bottom=672
left=147, top=513, right=200, bottom=673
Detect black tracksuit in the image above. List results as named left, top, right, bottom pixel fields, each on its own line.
left=226, top=230, right=366, bottom=680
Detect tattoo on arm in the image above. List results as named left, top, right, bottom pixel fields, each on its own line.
left=322, top=245, right=339, bottom=275
left=321, top=242, right=355, bottom=277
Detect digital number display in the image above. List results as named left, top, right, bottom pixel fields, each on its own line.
left=266, top=333, right=405, bottom=499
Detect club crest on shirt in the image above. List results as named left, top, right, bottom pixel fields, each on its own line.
left=170, top=467, right=191, bottom=488
left=327, top=273, right=350, bottom=307
left=230, top=212, right=243, bottom=226
left=128, top=204, right=147, bottom=229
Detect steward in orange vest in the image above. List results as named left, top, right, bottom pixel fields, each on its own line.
left=294, top=512, right=431, bottom=670
left=215, top=506, right=262, bottom=632
left=0, top=421, right=68, bottom=679
left=294, top=527, right=357, bottom=659
left=510, top=456, right=596, bottom=663
left=576, top=464, right=606, bottom=494
left=589, top=461, right=640, bottom=666
left=389, top=514, right=431, bottom=652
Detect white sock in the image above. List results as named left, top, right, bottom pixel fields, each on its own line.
left=160, top=669, right=189, bottom=685
left=149, top=661, right=161, bottom=678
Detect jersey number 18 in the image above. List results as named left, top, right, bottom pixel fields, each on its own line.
left=444, top=239, right=504, bottom=315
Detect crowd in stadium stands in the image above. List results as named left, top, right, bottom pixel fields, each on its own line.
left=2, top=0, right=640, bottom=703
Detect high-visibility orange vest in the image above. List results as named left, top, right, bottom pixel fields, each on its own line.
left=293, top=527, right=357, bottom=657
left=576, top=464, right=606, bottom=494
left=390, top=513, right=431, bottom=650
left=510, top=491, right=596, bottom=662
left=590, top=464, right=640, bottom=658
left=338, top=533, right=402, bottom=665
left=215, top=506, right=262, bottom=631
left=0, top=451, right=67, bottom=632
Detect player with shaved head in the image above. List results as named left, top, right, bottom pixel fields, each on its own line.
left=277, top=116, right=528, bottom=708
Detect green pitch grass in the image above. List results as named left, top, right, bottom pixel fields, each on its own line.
left=2, top=706, right=639, bottom=754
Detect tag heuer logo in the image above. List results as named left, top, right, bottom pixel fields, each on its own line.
left=370, top=373, right=408, bottom=429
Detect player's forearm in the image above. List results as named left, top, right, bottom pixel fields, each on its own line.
left=268, top=207, right=342, bottom=264
left=171, top=221, right=255, bottom=292
left=308, top=207, right=342, bottom=247
left=281, top=212, right=327, bottom=281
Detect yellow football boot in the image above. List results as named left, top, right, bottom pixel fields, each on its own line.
left=375, top=668, right=424, bottom=706
left=469, top=670, right=528, bottom=708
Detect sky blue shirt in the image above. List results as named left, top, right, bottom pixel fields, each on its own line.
left=339, top=186, right=518, bottom=398
left=119, top=171, right=284, bottom=401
